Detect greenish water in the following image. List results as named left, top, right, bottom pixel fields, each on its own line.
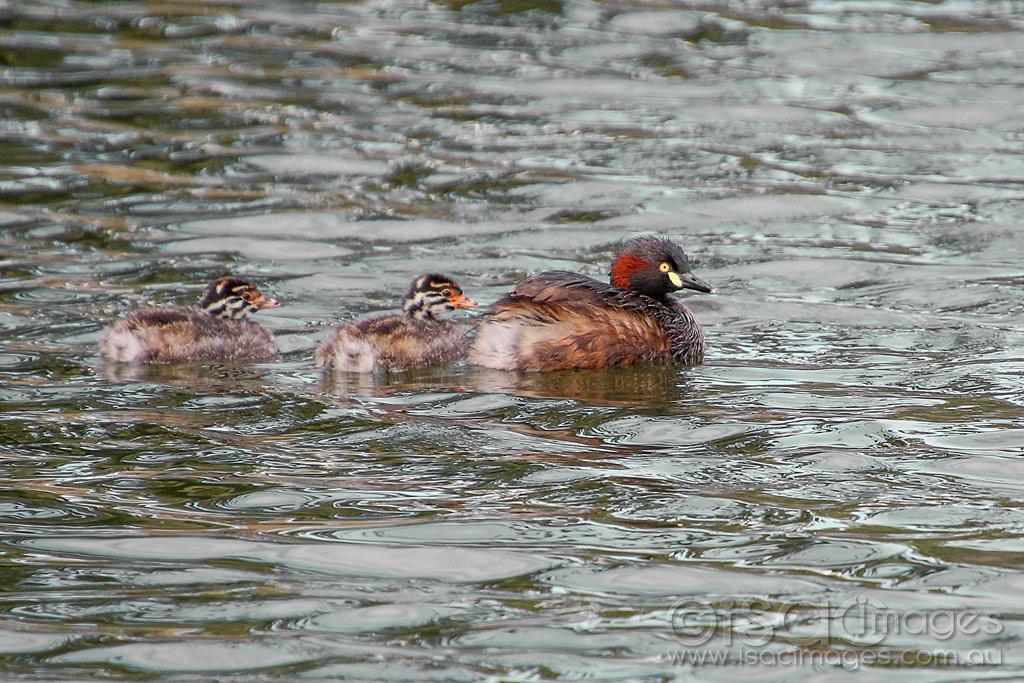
left=3, top=0, right=1024, bottom=680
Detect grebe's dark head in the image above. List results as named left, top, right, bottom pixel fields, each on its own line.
left=610, top=237, right=713, bottom=299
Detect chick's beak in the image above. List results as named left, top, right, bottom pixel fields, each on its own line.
left=450, top=292, right=478, bottom=309
left=252, top=294, right=282, bottom=309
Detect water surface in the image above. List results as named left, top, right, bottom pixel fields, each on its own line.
left=3, top=0, right=1024, bottom=679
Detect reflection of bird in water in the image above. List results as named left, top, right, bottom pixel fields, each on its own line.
left=469, top=236, right=712, bottom=372
left=468, top=363, right=689, bottom=406
left=98, top=360, right=275, bottom=388
left=99, top=278, right=281, bottom=364
left=316, top=274, right=477, bottom=374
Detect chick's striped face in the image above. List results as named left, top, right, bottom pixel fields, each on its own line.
left=200, top=278, right=281, bottom=320
left=404, top=275, right=477, bottom=320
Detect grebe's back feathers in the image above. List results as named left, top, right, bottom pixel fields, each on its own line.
left=509, top=271, right=613, bottom=304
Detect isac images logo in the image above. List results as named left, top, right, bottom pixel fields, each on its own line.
left=666, top=595, right=1002, bottom=668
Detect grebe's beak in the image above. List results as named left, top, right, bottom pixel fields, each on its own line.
left=672, top=271, right=714, bottom=294
left=252, top=294, right=282, bottom=309
left=450, top=293, right=478, bottom=309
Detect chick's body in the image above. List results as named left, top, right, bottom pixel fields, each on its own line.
left=316, top=274, right=477, bottom=374
left=99, top=278, right=281, bottom=364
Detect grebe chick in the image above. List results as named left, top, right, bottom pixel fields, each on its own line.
left=99, top=277, right=281, bottom=364
left=469, top=236, right=712, bottom=372
left=316, top=274, right=478, bottom=374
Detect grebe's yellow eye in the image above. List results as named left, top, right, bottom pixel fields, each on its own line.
left=659, top=262, right=672, bottom=273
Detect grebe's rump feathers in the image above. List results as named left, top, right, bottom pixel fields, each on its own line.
left=472, top=302, right=676, bottom=372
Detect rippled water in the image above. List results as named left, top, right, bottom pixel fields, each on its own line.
left=4, top=0, right=1024, bottom=679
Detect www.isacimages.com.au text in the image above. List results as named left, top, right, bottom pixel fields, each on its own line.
left=664, top=647, right=1002, bottom=668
